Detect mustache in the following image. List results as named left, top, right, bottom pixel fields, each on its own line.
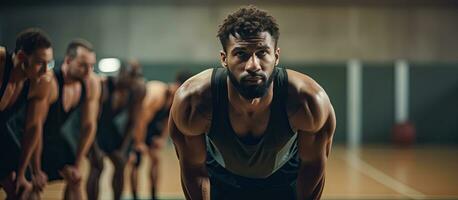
left=240, top=71, right=267, bottom=82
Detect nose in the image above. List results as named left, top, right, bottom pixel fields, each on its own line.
left=245, top=54, right=261, bottom=73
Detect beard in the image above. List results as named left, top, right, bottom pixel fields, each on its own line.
left=227, top=68, right=277, bottom=100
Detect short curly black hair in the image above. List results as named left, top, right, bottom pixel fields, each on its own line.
left=217, top=5, right=280, bottom=51
left=15, top=28, right=52, bottom=55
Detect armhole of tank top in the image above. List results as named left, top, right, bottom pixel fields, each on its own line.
left=278, top=67, right=295, bottom=135
left=209, top=67, right=219, bottom=134
left=79, top=79, right=87, bottom=105
left=99, top=79, right=105, bottom=106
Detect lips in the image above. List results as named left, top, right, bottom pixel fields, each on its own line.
left=242, top=76, right=264, bottom=84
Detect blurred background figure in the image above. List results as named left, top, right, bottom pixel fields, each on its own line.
left=1, top=0, right=458, bottom=199
left=130, top=70, right=193, bottom=200
left=37, top=39, right=101, bottom=200
left=87, top=60, right=146, bottom=200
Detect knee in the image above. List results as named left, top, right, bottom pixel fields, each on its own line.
left=67, top=178, right=82, bottom=189
left=149, top=153, right=160, bottom=166
left=112, top=159, right=126, bottom=173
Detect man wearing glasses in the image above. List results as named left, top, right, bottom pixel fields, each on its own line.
left=0, top=28, right=54, bottom=200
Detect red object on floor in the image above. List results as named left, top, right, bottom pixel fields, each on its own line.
left=392, top=121, right=416, bottom=146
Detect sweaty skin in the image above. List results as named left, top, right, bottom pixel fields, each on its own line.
left=134, top=81, right=174, bottom=149
left=169, top=32, right=336, bottom=200
left=86, top=73, right=146, bottom=200
left=0, top=46, right=54, bottom=200
left=31, top=47, right=101, bottom=200
left=131, top=80, right=177, bottom=199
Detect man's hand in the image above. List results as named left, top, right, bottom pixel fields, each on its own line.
left=134, top=142, right=148, bottom=153
left=151, top=137, right=166, bottom=150
left=15, top=174, right=33, bottom=200
left=32, top=170, right=48, bottom=192
left=59, top=165, right=82, bottom=185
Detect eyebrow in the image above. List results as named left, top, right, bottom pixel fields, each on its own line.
left=231, top=45, right=270, bottom=53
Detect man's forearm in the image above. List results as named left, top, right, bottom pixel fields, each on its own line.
left=75, top=125, right=96, bottom=166
left=119, top=119, right=137, bottom=153
left=296, top=159, right=326, bottom=200
left=181, top=168, right=210, bottom=200
left=31, top=133, right=43, bottom=173
left=18, top=126, right=41, bottom=177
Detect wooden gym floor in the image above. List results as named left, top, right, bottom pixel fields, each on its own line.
left=1, top=144, right=458, bottom=200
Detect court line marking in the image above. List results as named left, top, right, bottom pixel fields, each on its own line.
left=340, top=151, right=427, bottom=200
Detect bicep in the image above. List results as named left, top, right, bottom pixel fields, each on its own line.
left=128, top=87, right=147, bottom=119
left=25, top=97, right=50, bottom=128
left=81, top=96, right=99, bottom=126
left=169, top=116, right=206, bottom=167
left=81, top=78, right=101, bottom=126
left=298, top=109, right=336, bottom=162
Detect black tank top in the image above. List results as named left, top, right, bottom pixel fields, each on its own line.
left=206, top=67, right=297, bottom=178
left=98, top=77, right=130, bottom=130
left=101, top=77, right=126, bottom=117
left=96, top=77, right=132, bottom=152
left=43, top=68, right=86, bottom=137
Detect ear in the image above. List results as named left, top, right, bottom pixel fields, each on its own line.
left=16, top=50, right=26, bottom=62
left=220, top=50, right=228, bottom=68
left=274, top=47, right=280, bottom=66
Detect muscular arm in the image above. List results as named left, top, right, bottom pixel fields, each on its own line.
left=133, top=82, right=166, bottom=149
left=288, top=69, right=336, bottom=200
left=296, top=111, right=335, bottom=200
left=75, top=74, right=101, bottom=167
left=170, top=117, right=209, bottom=200
left=119, top=81, right=146, bottom=153
left=169, top=70, right=213, bottom=200
left=17, top=74, right=53, bottom=178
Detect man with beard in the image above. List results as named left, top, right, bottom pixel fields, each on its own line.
left=33, top=39, right=101, bottom=199
left=169, top=6, right=336, bottom=200
left=0, top=28, right=54, bottom=200
left=86, top=61, right=146, bottom=200
left=130, top=70, right=193, bottom=200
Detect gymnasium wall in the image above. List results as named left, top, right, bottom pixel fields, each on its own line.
left=1, top=5, right=458, bottom=62
left=1, top=4, right=457, bottom=144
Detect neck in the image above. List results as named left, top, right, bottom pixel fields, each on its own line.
left=227, top=78, right=273, bottom=115
left=10, top=54, right=28, bottom=83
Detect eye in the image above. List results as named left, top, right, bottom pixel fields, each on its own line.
left=234, top=51, right=249, bottom=60
left=235, top=51, right=244, bottom=56
left=256, top=50, right=268, bottom=57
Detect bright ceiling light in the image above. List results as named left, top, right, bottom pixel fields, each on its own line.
left=98, top=58, right=121, bottom=73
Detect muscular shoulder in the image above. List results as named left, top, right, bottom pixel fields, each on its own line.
left=171, top=68, right=213, bottom=136
left=144, top=80, right=166, bottom=101
left=84, top=72, right=102, bottom=101
left=146, top=80, right=167, bottom=96
left=286, top=69, right=333, bottom=133
left=28, top=71, right=55, bottom=101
